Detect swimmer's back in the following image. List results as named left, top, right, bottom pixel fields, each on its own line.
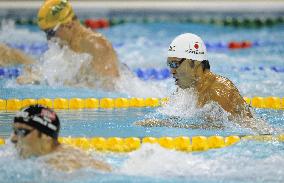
left=59, top=20, right=119, bottom=78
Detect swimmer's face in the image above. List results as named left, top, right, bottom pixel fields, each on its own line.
left=11, top=123, right=44, bottom=158
left=167, top=57, right=203, bottom=89
left=54, top=22, right=74, bottom=41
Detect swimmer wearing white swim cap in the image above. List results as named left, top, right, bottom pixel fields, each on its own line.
left=166, top=33, right=251, bottom=118
left=11, top=105, right=111, bottom=172
left=137, top=33, right=273, bottom=134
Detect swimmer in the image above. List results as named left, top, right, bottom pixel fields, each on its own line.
left=0, top=43, right=35, bottom=67
left=11, top=105, right=111, bottom=172
left=136, top=33, right=273, bottom=134
left=18, top=0, right=119, bottom=89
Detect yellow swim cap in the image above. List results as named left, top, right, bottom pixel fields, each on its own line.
left=38, top=0, right=75, bottom=30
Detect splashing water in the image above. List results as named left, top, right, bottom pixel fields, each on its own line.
left=119, top=143, right=284, bottom=183
left=39, top=40, right=92, bottom=86
left=150, top=88, right=276, bottom=134
left=157, top=88, right=230, bottom=121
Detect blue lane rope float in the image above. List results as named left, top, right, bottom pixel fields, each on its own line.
left=133, top=66, right=284, bottom=80
left=6, top=40, right=282, bottom=56
left=135, top=68, right=171, bottom=80
left=0, top=68, right=21, bottom=78
left=7, top=43, right=48, bottom=55
left=1, top=65, right=284, bottom=80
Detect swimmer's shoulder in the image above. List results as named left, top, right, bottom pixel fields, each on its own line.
left=79, top=24, right=114, bottom=50
left=213, top=74, right=238, bottom=90
left=46, top=144, right=111, bottom=172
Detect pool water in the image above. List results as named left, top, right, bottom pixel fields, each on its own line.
left=0, top=16, right=283, bottom=183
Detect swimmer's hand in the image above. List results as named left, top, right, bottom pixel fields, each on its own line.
left=16, top=66, right=41, bottom=85
left=17, top=75, right=41, bottom=85
left=135, top=119, right=172, bottom=127
left=135, top=118, right=225, bottom=130
left=236, top=117, right=276, bottom=135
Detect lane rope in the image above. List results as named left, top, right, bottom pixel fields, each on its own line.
left=0, top=135, right=283, bottom=153
left=11, top=16, right=284, bottom=28
left=2, top=66, right=284, bottom=80
left=0, top=97, right=283, bottom=111
left=5, top=39, right=282, bottom=57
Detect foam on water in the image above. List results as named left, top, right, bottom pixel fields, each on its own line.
left=119, top=143, right=284, bottom=183
left=155, top=88, right=233, bottom=129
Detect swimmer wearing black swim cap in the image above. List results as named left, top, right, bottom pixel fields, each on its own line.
left=11, top=105, right=111, bottom=172
left=11, top=105, right=60, bottom=158
left=13, top=105, right=60, bottom=139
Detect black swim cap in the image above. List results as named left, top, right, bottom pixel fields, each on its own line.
left=14, top=105, right=60, bottom=139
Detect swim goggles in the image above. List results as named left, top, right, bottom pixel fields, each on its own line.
left=167, top=58, right=186, bottom=69
left=13, top=128, right=35, bottom=137
left=44, top=23, right=61, bottom=39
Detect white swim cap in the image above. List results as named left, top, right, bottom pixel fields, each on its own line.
left=167, top=33, right=207, bottom=61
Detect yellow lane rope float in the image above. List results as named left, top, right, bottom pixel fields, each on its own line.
left=0, top=135, right=283, bottom=153
left=0, top=97, right=283, bottom=111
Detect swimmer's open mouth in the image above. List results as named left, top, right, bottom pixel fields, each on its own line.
left=174, top=78, right=179, bottom=84
left=173, top=75, right=178, bottom=81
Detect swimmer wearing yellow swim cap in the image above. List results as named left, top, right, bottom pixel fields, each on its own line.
left=38, top=0, right=75, bottom=30
left=18, top=0, right=120, bottom=89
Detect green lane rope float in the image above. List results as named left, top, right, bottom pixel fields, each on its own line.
left=0, top=135, right=283, bottom=153
left=0, top=97, right=283, bottom=111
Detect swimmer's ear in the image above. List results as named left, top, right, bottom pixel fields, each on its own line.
left=201, top=60, right=210, bottom=71
left=73, top=15, right=78, bottom=20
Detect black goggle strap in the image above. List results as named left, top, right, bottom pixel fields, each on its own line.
left=14, top=117, right=58, bottom=139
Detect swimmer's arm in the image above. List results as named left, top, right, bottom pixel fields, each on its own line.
left=0, top=44, right=35, bottom=66
left=9, top=48, right=35, bottom=65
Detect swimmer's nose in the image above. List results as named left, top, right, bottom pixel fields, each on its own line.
left=171, top=68, right=177, bottom=75
left=11, top=134, right=18, bottom=144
